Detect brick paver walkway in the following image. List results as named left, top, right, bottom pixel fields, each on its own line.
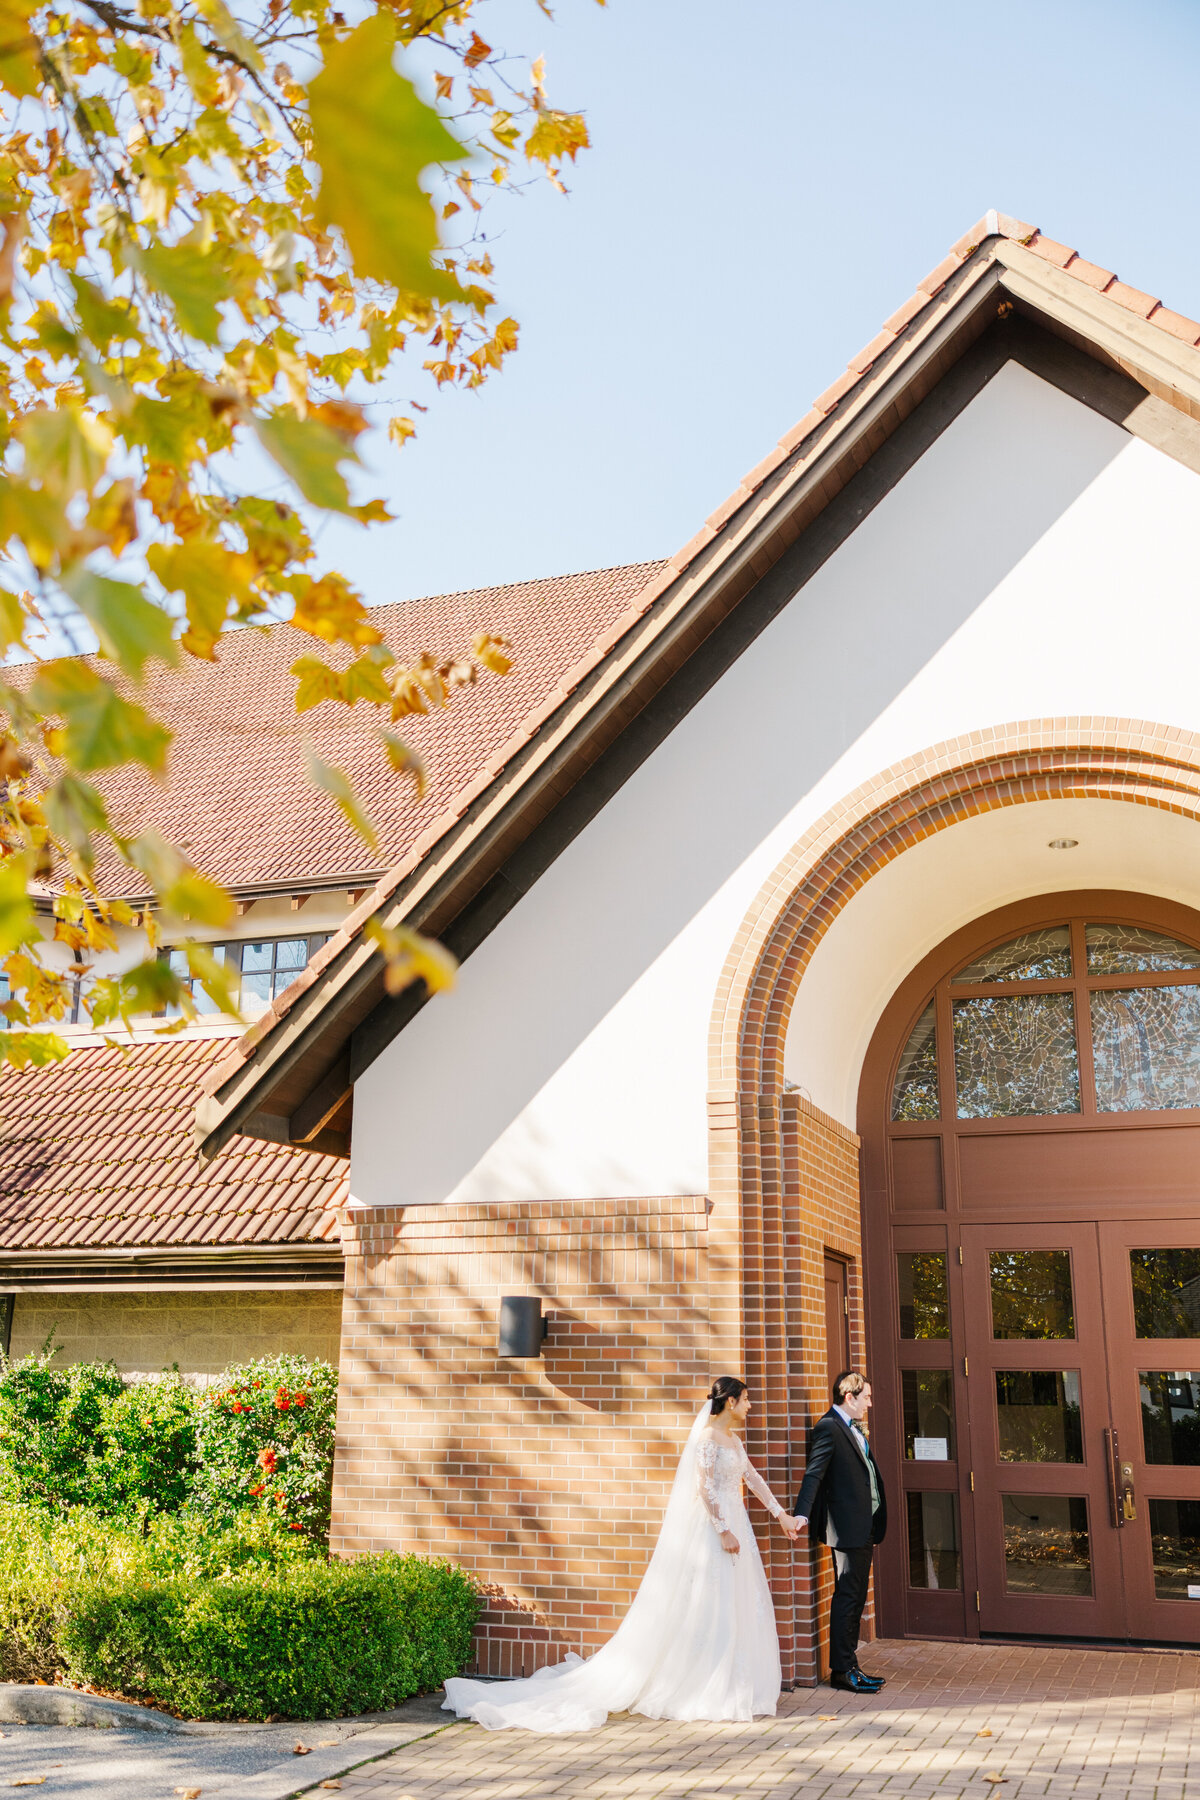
left=330, top=1641, right=1200, bottom=1800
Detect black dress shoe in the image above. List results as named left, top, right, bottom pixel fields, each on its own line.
left=830, top=1669, right=883, bottom=1693
left=853, top=1664, right=886, bottom=1688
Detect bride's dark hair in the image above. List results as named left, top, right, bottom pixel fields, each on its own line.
left=708, top=1376, right=747, bottom=1416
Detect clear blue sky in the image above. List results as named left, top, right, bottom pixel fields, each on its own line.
left=317, top=0, right=1200, bottom=608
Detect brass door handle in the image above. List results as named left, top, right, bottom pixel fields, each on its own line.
left=1120, top=1460, right=1137, bottom=1523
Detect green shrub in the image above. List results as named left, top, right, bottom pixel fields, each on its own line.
left=0, top=1352, right=124, bottom=1510
left=59, top=1554, right=479, bottom=1720
left=190, top=1354, right=339, bottom=1540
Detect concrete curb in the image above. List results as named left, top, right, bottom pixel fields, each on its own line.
left=0, top=1685, right=182, bottom=1732
left=213, top=1716, right=465, bottom=1800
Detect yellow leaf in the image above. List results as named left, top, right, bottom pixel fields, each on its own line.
left=0, top=853, right=34, bottom=955
left=0, top=1033, right=68, bottom=1071
left=376, top=729, right=427, bottom=798
left=17, top=405, right=113, bottom=499
left=291, top=655, right=343, bottom=713
left=387, top=416, right=417, bottom=448
left=28, top=663, right=171, bottom=775
left=194, top=0, right=264, bottom=73
left=308, top=13, right=467, bottom=303
left=472, top=632, right=512, bottom=675
left=255, top=409, right=357, bottom=514
left=363, top=915, right=455, bottom=997
left=305, top=749, right=378, bottom=850
left=61, top=568, right=178, bottom=683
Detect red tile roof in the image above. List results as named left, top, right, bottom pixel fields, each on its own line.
left=0, top=1037, right=346, bottom=1250
left=70, top=561, right=666, bottom=894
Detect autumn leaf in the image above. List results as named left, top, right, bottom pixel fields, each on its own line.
left=43, top=774, right=108, bottom=868
left=194, top=0, right=264, bottom=73
left=149, top=541, right=252, bottom=661
left=61, top=568, right=178, bottom=683
left=0, top=0, right=40, bottom=97
left=17, top=406, right=112, bottom=499
left=377, top=729, right=427, bottom=798
left=129, top=241, right=235, bottom=345
left=255, top=410, right=357, bottom=514
left=305, top=748, right=379, bottom=850
left=473, top=632, right=512, bottom=674
left=0, top=1029, right=68, bottom=1070
left=363, top=914, right=456, bottom=996
left=308, top=13, right=467, bottom=303
left=69, top=275, right=138, bottom=349
left=29, top=663, right=171, bottom=774
left=291, top=656, right=344, bottom=713
left=184, top=939, right=240, bottom=1015
left=0, top=853, right=34, bottom=955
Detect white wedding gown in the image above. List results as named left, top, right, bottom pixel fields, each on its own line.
left=442, top=1405, right=786, bottom=1733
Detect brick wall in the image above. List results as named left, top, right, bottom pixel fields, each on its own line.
left=332, top=1196, right=716, bottom=1677
left=9, top=1289, right=344, bottom=1378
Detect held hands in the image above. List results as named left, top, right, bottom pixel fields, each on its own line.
left=720, top=1529, right=740, bottom=1555
left=779, top=1513, right=802, bottom=1541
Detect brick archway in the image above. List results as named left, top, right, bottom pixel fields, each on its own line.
left=707, top=718, right=1200, bottom=1685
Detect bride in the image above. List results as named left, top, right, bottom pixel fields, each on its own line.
left=443, top=1376, right=800, bottom=1733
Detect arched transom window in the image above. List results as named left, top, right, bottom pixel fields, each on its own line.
left=892, top=920, right=1200, bottom=1122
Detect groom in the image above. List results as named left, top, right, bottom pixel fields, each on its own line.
left=792, top=1370, right=887, bottom=1694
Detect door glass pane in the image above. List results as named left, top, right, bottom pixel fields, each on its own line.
left=1002, top=1494, right=1092, bottom=1597
left=897, top=1253, right=949, bottom=1339
left=952, top=927, right=1072, bottom=984
left=1140, top=1372, right=1200, bottom=1466
left=892, top=1002, right=939, bottom=1121
left=902, top=1369, right=955, bottom=1460
left=954, top=994, right=1080, bottom=1118
left=1086, top=923, right=1200, bottom=974
left=1148, top=1497, right=1200, bottom=1600
left=1091, top=986, right=1200, bottom=1112
left=995, top=1370, right=1083, bottom=1462
left=906, top=1492, right=961, bottom=1590
left=990, top=1251, right=1075, bottom=1339
left=1131, top=1250, right=1200, bottom=1337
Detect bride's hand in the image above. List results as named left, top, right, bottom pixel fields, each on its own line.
left=719, top=1530, right=740, bottom=1554
left=780, top=1514, right=802, bottom=1540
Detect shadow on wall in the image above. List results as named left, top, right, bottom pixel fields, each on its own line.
left=542, top=1312, right=644, bottom=1414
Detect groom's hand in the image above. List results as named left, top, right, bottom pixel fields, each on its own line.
left=780, top=1514, right=802, bottom=1541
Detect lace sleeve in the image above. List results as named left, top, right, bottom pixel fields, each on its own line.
left=696, top=1438, right=733, bottom=1533
left=738, top=1439, right=787, bottom=1520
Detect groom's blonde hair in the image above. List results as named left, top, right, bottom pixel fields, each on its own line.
left=833, top=1370, right=868, bottom=1403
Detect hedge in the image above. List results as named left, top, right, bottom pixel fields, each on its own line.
left=0, top=1507, right=479, bottom=1718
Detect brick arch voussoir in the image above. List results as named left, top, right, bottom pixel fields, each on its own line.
left=709, top=720, right=1200, bottom=1103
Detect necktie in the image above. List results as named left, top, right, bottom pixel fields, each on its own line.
left=853, top=1422, right=882, bottom=1514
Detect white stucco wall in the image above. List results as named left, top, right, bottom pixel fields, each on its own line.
left=350, top=360, right=1200, bottom=1207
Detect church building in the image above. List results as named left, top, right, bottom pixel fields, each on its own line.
left=13, top=211, right=1200, bottom=1686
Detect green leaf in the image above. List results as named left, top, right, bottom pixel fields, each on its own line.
left=291, top=655, right=343, bottom=713
left=161, top=870, right=234, bottom=930
left=0, top=585, right=26, bottom=655
left=17, top=406, right=113, bottom=498
left=29, top=663, right=172, bottom=774
left=0, top=0, right=41, bottom=98
left=60, top=568, right=178, bottom=683
left=255, top=410, right=356, bottom=513
left=69, top=276, right=139, bottom=350
left=342, top=653, right=393, bottom=708
left=0, top=1031, right=69, bottom=1070
left=43, top=774, right=109, bottom=867
left=0, top=853, right=34, bottom=956
left=377, top=729, right=427, bottom=798
left=194, top=0, right=264, bottom=73
left=128, top=242, right=234, bottom=345
left=116, top=956, right=180, bottom=1018
left=305, top=747, right=378, bottom=850
left=308, top=13, right=466, bottom=303
left=148, top=541, right=249, bottom=659
left=183, top=940, right=241, bottom=1016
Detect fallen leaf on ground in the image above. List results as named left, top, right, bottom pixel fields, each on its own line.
left=817, top=1713, right=838, bottom=1721
left=976, top=1727, right=993, bottom=1737
left=174, top=1789, right=201, bottom=1798
left=11, top=1782, right=46, bottom=1789
left=983, top=1775, right=1007, bottom=1785
left=293, top=1745, right=311, bottom=1756
left=320, top=1785, right=343, bottom=1792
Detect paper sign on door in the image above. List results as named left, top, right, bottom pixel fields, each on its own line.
left=913, top=1438, right=949, bottom=1461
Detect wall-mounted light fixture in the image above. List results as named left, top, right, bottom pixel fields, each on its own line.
left=1048, top=838, right=1079, bottom=850
left=498, top=1296, right=548, bottom=1358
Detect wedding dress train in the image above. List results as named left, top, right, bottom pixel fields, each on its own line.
left=442, top=1405, right=787, bottom=1733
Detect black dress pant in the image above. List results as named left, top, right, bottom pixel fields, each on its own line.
left=829, top=1545, right=874, bottom=1673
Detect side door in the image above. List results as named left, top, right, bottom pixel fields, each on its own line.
left=1100, top=1220, right=1200, bottom=1643
left=962, top=1223, right=1127, bottom=1638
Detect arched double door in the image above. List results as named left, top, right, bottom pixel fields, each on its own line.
left=860, top=891, right=1200, bottom=1644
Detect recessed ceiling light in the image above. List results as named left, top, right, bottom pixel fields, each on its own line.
left=1048, top=838, right=1079, bottom=850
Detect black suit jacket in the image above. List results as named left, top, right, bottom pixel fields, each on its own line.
left=792, top=1408, right=888, bottom=1548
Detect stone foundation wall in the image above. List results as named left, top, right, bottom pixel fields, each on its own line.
left=9, top=1289, right=344, bottom=1379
